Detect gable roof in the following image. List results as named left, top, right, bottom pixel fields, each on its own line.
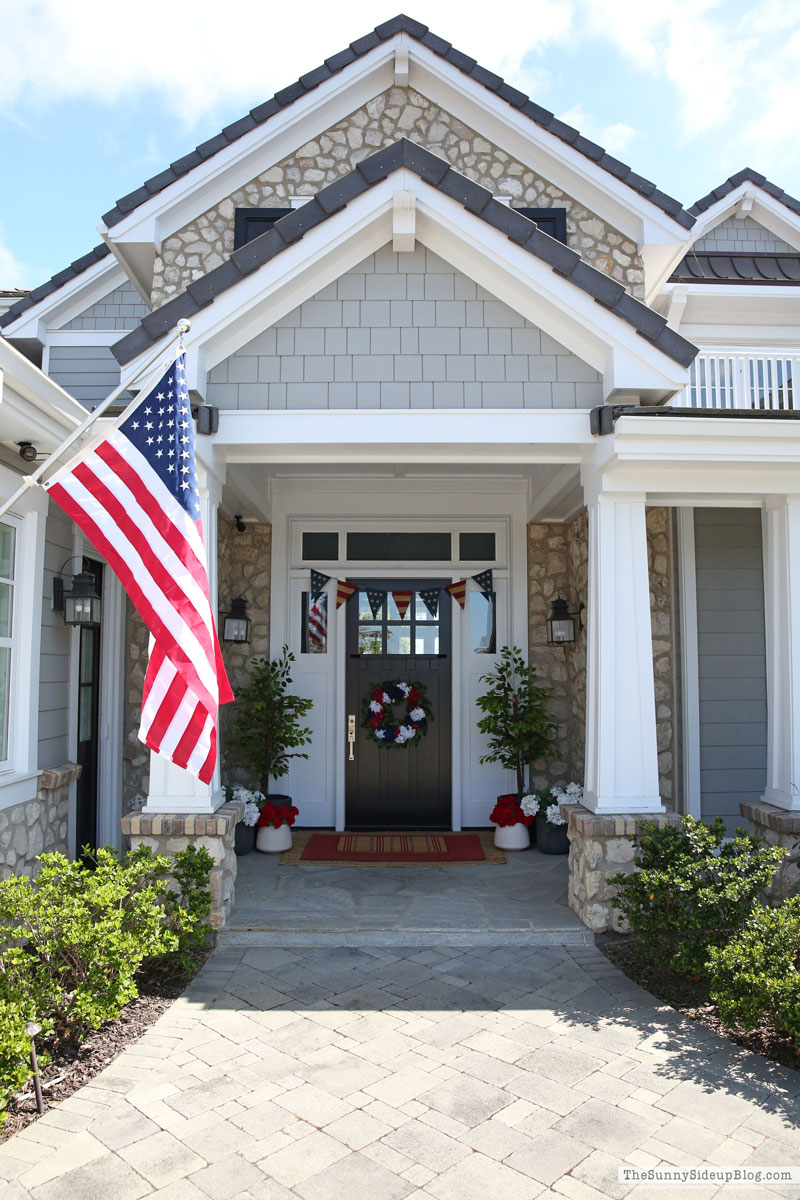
left=112, top=140, right=696, bottom=372
left=101, top=13, right=693, bottom=233
left=0, top=243, right=110, bottom=329
left=670, top=252, right=800, bottom=285
left=690, top=169, right=800, bottom=219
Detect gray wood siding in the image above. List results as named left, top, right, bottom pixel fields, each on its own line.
left=39, top=501, right=73, bottom=769
left=206, top=246, right=603, bottom=411
left=695, top=508, right=767, bottom=834
left=48, top=344, right=130, bottom=409
left=59, top=281, right=149, bottom=330
left=693, top=216, right=796, bottom=255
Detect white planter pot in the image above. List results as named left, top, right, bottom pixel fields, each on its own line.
left=493, top=822, right=531, bottom=851
left=256, top=824, right=293, bottom=853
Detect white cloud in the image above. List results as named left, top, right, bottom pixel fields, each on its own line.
left=0, top=235, right=35, bottom=290
left=560, top=104, right=636, bottom=155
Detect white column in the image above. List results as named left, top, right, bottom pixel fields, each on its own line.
left=761, top=497, right=800, bottom=811
left=583, top=492, right=663, bottom=813
left=143, top=468, right=225, bottom=815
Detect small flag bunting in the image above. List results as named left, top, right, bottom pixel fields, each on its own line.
left=367, top=590, right=385, bottom=619
left=310, top=569, right=331, bottom=601
left=446, top=580, right=467, bottom=609
left=392, top=590, right=413, bottom=620
left=419, top=587, right=440, bottom=618
left=472, top=569, right=493, bottom=595
left=336, top=580, right=357, bottom=608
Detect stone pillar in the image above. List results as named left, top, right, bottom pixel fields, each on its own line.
left=565, top=804, right=682, bottom=932
left=121, top=800, right=242, bottom=930
left=761, top=497, right=800, bottom=812
left=583, top=493, right=663, bottom=813
left=143, top=467, right=225, bottom=815
left=739, top=801, right=800, bottom=902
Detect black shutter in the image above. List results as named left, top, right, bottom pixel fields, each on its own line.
left=515, top=208, right=568, bottom=244
left=233, top=208, right=294, bottom=249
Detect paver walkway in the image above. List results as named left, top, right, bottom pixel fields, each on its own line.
left=1, top=942, right=798, bottom=1200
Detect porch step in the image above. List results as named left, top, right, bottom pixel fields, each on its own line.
left=217, top=927, right=594, bottom=948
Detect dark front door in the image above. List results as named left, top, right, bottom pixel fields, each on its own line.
left=75, top=558, right=102, bottom=854
left=345, top=580, right=451, bottom=830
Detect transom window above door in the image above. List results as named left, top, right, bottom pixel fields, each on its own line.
left=357, top=591, right=440, bottom=656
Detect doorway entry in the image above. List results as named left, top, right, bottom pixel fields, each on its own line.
left=345, top=580, right=452, bottom=829
left=75, top=558, right=102, bottom=854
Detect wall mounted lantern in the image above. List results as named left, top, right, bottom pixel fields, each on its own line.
left=222, top=597, right=251, bottom=644
left=52, top=559, right=102, bottom=627
left=546, top=594, right=585, bottom=645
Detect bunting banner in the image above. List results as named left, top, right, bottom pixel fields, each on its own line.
left=367, top=589, right=385, bottom=619
left=336, top=580, right=358, bottom=608
left=472, top=569, right=493, bottom=595
left=392, top=590, right=413, bottom=620
left=445, top=579, right=467, bottom=609
left=310, top=569, right=331, bottom=601
left=419, top=587, right=440, bottom=618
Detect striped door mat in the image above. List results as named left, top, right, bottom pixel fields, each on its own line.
left=281, top=831, right=505, bottom=865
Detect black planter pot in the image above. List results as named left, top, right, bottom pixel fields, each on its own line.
left=234, top=822, right=257, bottom=857
left=535, top=813, right=569, bottom=855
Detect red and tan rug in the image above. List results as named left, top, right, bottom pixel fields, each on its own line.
left=280, top=830, right=505, bottom=865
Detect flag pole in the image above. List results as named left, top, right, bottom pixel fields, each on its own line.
left=0, top=319, right=191, bottom=523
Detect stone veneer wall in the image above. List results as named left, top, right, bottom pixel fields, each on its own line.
left=152, top=86, right=645, bottom=308
left=740, top=802, right=800, bottom=904
left=527, top=506, right=675, bottom=803
left=121, top=520, right=272, bottom=811
left=0, top=763, right=81, bottom=881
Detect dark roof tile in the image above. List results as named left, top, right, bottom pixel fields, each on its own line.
left=145, top=168, right=177, bottom=196
left=621, top=171, right=656, bottom=198
left=544, top=116, right=578, bottom=144
left=497, top=82, right=528, bottom=110
left=421, top=30, right=451, bottom=56
left=0, top=242, right=114, bottom=327
left=481, top=201, right=537, bottom=244
left=375, top=15, right=406, bottom=37
left=187, top=259, right=243, bottom=308
left=274, top=80, right=305, bottom=107
left=470, top=63, right=503, bottom=91
left=249, top=97, right=281, bottom=123
left=271, top=198, right=328, bottom=244
left=231, top=228, right=285, bottom=275
left=398, top=14, right=428, bottom=37
left=111, top=325, right=153, bottom=365
left=115, top=186, right=152, bottom=213
left=596, top=152, right=629, bottom=181
left=315, top=170, right=371, bottom=213
left=196, top=133, right=229, bottom=160
left=444, top=46, right=476, bottom=73
left=438, top=168, right=492, bottom=215
left=670, top=251, right=800, bottom=285
left=688, top=168, right=800, bottom=218
left=141, top=292, right=199, bottom=339
left=572, top=135, right=604, bottom=163
left=522, top=225, right=579, bottom=276
left=171, top=150, right=203, bottom=175
left=653, top=326, right=697, bottom=368
left=570, top=260, right=626, bottom=309
left=324, top=47, right=357, bottom=74
left=300, top=64, right=333, bottom=91
left=357, top=140, right=406, bottom=182
left=222, top=114, right=258, bottom=142
left=612, top=291, right=666, bottom=340
left=401, top=140, right=449, bottom=184
left=349, top=31, right=381, bottom=54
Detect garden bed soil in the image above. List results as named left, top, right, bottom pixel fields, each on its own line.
left=0, top=954, right=207, bottom=1143
left=601, top=938, right=800, bottom=1072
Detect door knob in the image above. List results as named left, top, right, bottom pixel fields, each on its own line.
left=347, top=714, right=356, bottom=762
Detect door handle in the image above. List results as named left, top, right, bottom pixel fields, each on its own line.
left=347, top=714, right=356, bottom=762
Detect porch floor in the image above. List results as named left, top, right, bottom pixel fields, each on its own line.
left=221, top=841, right=590, bottom=947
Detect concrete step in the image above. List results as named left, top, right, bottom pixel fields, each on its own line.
left=218, top=926, right=595, bottom=948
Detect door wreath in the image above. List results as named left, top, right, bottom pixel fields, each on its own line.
left=362, top=680, right=432, bottom=747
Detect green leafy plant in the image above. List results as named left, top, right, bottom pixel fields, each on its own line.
left=0, top=999, right=50, bottom=1126
left=227, top=646, right=313, bottom=794
left=161, top=844, right=214, bottom=971
left=475, top=645, right=555, bottom=796
left=706, top=897, right=800, bottom=1051
left=609, top=815, right=786, bottom=976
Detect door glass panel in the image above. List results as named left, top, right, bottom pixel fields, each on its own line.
left=358, top=627, right=383, bottom=655
left=79, top=685, right=93, bottom=742
left=0, top=525, right=14, bottom=580
left=387, top=626, right=412, bottom=655
left=358, top=592, right=382, bottom=619
left=414, top=626, right=440, bottom=655
left=0, top=646, right=9, bottom=760
left=470, top=590, right=496, bottom=653
left=80, top=628, right=96, bottom=682
left=387, top=594, right=411, bottom=622
left=0, top=583, right=12, bottom=638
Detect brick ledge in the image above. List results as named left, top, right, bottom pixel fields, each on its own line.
left=564, top=803, right=682, bottom=838
left=121, top=800, right=244, bottom=838
left=740, top=801, right=800, bottom=835
left=39, top=762, right=83, bottom=790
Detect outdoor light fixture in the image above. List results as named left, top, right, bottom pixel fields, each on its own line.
left=546, top=594, right=585, bottom=645
left=223, top=597, right=251, bottom=643
left=234, top=515, right=247, bottom=533
left=18, top=442, right=38, bottom=462
left=52, top=558, right=102, bottom=627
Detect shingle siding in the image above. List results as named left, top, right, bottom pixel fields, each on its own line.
left=48, top=344, right=130, bottom=408
left=59, top=280, right=150, bottom=331
left=205, top=246, right=602, bottom=411
left=693, top=216, right=797, bottom=255
left=695, top=508, right=767, bottom=835
left=38, top=501, right=73, bottom=769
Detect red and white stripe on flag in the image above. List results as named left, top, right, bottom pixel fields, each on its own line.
left=307, top=593, right=328, bottom=650
left=44, top=354, right=233, bottom=783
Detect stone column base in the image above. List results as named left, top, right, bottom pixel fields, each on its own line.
left=0, top=762, right=82, bottom=881
left=564, top=803, right=682, bottom=933
left=740, top=801, right=800, bottom=903
left=121, top=800, right=244, bottom=930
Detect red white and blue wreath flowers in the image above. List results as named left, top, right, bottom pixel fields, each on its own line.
left=362, top=680, right=432, bottom=748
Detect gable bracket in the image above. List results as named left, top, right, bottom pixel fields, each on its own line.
left=394, top=46, right=410, bottom=87
left=392, top=189, right=416, bottom=252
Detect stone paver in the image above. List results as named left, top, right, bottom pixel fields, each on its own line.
left=1, top=942, right=799, bottom=1199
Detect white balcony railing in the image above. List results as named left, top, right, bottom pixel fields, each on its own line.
left=674, top=351, right=799, bottom=411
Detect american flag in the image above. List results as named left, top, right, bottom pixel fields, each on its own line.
left=45, top=353, right=233, bottom=783
left=307, top=592, right=328, bottom=651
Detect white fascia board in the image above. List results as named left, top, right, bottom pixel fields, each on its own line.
left=657, top=281, right=800, bottom=336
left=213, top=408, right=592, bottom=465
left=102, top=44, right=395, bottom=256
left=0, top=338, right=86, bottom=433
left=119, top=172, right=690, bottom=401
left=690, top=183, right=800, bottom=250
left=1, top=257, right=127, bottom=341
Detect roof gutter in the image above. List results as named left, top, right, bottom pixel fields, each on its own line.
left=590, top=404, right=800, bottom=436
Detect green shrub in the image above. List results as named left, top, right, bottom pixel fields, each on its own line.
left=161, top=844, right=214, bottom=971
left=707, top=897, right=800, bottom=1050
left=609, top=815, right=786, bottom=976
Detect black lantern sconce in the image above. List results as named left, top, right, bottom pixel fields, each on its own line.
left=52, top=558, right=102, bottom=627
left=546, top=593, right=585, bottom=645
left=222, top=597, right=251, bottom=644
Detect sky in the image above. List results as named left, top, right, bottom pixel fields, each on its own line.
left=1, top=0, right=799, bottom=290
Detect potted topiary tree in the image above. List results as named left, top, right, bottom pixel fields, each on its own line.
left=227, top=646, right=313, bottom=850
left=476, top=645, right=555, bottom=848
